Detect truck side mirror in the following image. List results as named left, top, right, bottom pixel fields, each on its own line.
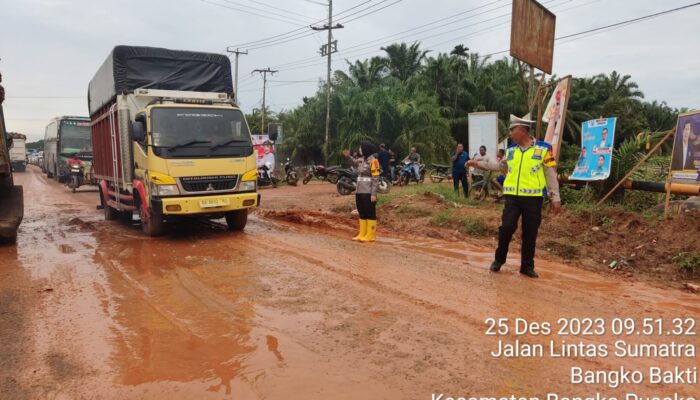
left=132, top=121, right=145, bottom=142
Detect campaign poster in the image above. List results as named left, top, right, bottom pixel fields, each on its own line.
left=542, top=76, right=571, bottom=161
left=251, top=134, right=275, bottom=169
left=468, top=112, right=499, bottom=160
left=569, top=117, right=616, bottom=181
left=670, top=111, right=700, bottom=184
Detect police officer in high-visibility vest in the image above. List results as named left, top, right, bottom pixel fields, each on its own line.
left=467, top=114, right=561, bottom=278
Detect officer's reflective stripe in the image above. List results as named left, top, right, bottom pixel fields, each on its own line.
left=520, top=188, right=542, bottom=194
left=357, top=177, right=372, bottom=182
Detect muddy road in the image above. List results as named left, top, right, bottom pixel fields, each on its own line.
left=1, top=166, right=698, bottom=400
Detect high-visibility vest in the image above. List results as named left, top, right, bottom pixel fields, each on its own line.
left=502, top=140, right=556, bottom=197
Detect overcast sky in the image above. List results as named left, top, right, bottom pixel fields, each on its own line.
left=1, top=0, right=699, bottom=142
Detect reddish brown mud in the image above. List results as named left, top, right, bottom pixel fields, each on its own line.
left=0, top=166, right=697, bottom=399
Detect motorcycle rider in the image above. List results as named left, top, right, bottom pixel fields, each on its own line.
left=67, top=153, right=83, bottom=168
left=405, top=147, right=422, bottom=182
left=342, top=141, right=381, bottom=242
left=377, top=144, right=392, bottom=180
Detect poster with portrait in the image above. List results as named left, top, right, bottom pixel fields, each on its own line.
left=670, top=111, right=700, bottom=185
left=542, top=76, right=571, bottom=161
left=251, top=134, right=275, bottom=169
left=569, top=117, right=616, bottom=181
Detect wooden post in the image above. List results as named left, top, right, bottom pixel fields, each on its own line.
left=597, top=128, right=675, bottom=205
left=535, top=76, right=547, bottom=140
left=663, top=127, right=679, bottom=217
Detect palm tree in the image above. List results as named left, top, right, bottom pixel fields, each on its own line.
left=449, top=45, right=469, bottom=111
left=380, top=42, right=429, bottom=81
left=335, top=57, right=386, bottom=90
left=595, top=71, right=644, bottom=100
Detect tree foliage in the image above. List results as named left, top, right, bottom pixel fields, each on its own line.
left=257, top=42, right=681, bottom=165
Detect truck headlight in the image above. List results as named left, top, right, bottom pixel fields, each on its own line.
left=151, top=183, right=180, bottom=196
left=236, top=180, right=256, bottom=192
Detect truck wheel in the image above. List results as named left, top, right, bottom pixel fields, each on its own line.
left=118, top=210, right=133, bottom=223
left=47, top=170, right=54, bottom=178
left=99, top=188, right=117, bottom=221
left=225, top=210, right=248, bottom=231
left=139, top=202, right=165, bottom=237
left=0, top=233, right=18, bottom=245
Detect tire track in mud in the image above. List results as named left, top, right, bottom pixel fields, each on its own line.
left=249, top=225, right=486, bottom=329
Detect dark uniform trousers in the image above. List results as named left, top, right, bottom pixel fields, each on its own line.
left=356, top=194, right=377, bottom=220
left=495, top=195, right=543, bottom=272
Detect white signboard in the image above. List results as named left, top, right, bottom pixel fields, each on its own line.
left=468, top=112, right=499, bottom=160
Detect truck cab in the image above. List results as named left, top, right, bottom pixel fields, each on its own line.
left=129, top=91, right=258, bottom=234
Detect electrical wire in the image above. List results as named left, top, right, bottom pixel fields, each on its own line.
left=225, top=0, right=375, bottom=48
left=201, top=0, right=310, bottom=26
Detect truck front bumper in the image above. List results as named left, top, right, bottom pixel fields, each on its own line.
left=156, top=192, right=259, bottom=215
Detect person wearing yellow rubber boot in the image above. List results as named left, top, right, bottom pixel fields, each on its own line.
left=342, top=141, right=380, bottom=242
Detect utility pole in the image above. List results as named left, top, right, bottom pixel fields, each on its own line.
left=226, top=47, right=248, bottom=104
left=252, top=68, right=278, bottom=135
left=311, top=0, right=343, bottom=158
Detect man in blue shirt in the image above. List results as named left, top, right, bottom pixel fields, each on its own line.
left=451, top=143, right=469, bottom=196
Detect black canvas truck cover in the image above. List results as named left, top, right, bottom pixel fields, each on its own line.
left=88, top=45, right=234, bottom=115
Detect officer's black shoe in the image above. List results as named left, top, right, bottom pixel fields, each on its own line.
left=489, top=261, right=503, bottom=272
left=520, top=269, right=539, bottom=279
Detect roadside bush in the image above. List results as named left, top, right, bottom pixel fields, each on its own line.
left=430, top=209, right=455, bottom=226
left=673, top=251, right=700, bottom=274
left=460, top=215, right=490, bottom=236
left=397, top=205, right=432, bottom=218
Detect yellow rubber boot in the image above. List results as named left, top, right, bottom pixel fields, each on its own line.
left=353, top=219, right=367, bottom=241
left=360, top=220, right=377, bottom=242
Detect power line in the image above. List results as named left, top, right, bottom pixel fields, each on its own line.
left=269, top=0, right=508, bottom=69
left=557, top=1, right=700, bottom=41
left=219, top=0, right=316, bottom=24
left=246, top=0, right=322, bottom=22
left=200, top=0, right=309, bottom=26
left=244, top=0, right=400, bottom=51
left=336, top=0, right=404, bottom=24
left=225, top=0, right=375, bottom=48
left=479, top=1, right=700, bottom=58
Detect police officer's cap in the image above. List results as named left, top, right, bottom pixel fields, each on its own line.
left=509, top=113, right=534, bottom=130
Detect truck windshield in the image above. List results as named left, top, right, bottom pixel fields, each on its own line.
left=60, top=121, right=92, bottom=154
left=151, top=107, right=252, bottom=149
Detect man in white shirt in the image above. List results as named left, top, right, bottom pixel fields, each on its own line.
left=470, top=146, right=490, bottom=180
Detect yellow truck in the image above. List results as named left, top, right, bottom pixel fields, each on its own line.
left=89, top=46, right=258, bottom=236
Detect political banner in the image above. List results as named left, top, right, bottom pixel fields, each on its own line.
left=569, top=117, right=616, bottom=181
left=468, top=112, right=499, bottom=160
left=542, top=76, right=571, bottom=161
left=670, top=111, right=700, bottom=184
left=251, top=134, right=275, bottom=169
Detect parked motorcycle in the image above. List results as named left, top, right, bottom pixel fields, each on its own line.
left=283, top=158, right=299, bottom=186
left=303, top=164, right=340, bottom=184
left=468, top=173, right=502, bottom=202
left=336, top=168, right=391, bottom=196
left=67, top=164, right=84, bottom=193
left=428, top=163, right=451, bottom=183
left=257, top=163, right=278, bottom=188
left=395, top=162, right=426, bottom=186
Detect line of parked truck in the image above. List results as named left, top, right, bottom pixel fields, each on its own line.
left=0, top=45, right=265, bottom=239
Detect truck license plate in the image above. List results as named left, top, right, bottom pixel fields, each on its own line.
left=199, top=198, right=230, bottom=208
